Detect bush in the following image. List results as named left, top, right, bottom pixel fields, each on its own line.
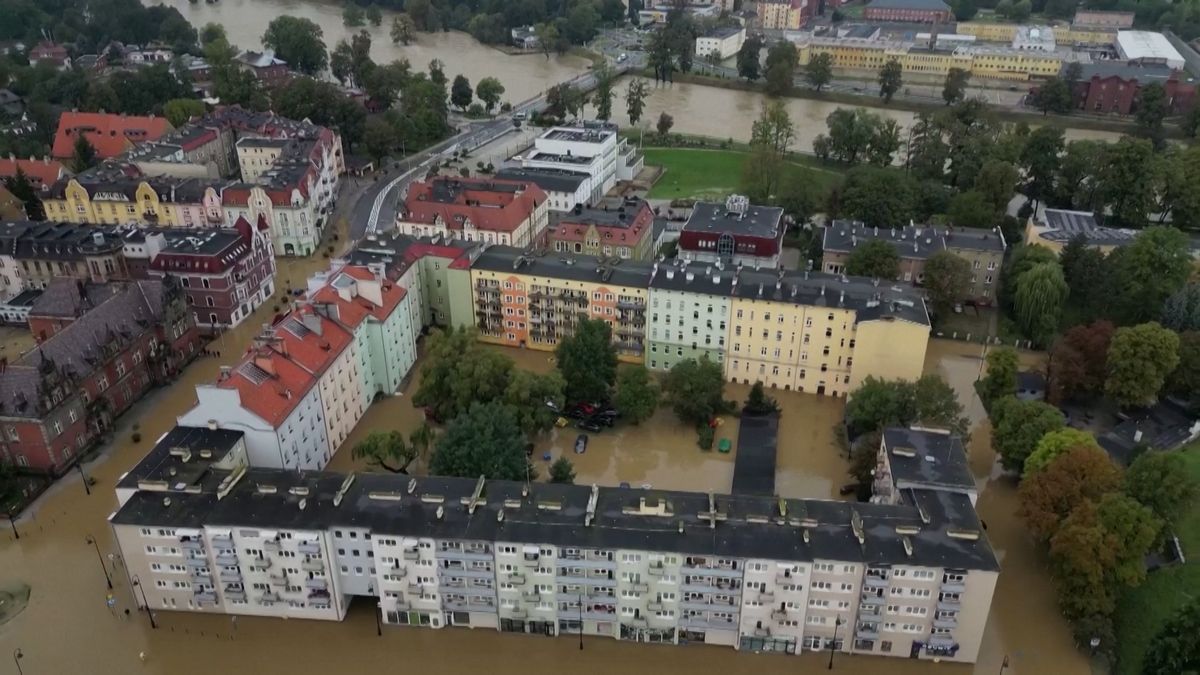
left=697, top=424, right=715, bottom=450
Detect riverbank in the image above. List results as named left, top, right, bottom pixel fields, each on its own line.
left=646, top=69, right=1168, bottom=138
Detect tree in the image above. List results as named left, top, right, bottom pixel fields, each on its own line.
left=1031, top=76, right=1073, bottom=116
left=593, top=66, right=614, bottom=121
left=815, top=108, right=899, bottom=166
left=740, top=146, right=784, bottom=204
left=744, top=382, right=780, bottom=415
left=1111, top=226, right=1192, bottom=324
left=351, top=430, right=414, bottom=473
left=1162, top=285, right=1200, bottom=332
left=1019, top=444, right=1123, bottom=541
left=947, top=190, right=996, bottom=230
left=213, top=65, right=269, bottom=110
left=736, top=35, right=762, bottom=81
left=1047, top=321, right=1114, bottom=404
left=1058, top=237, right=1111, bottom=324
left=1024, top=428, right=1100, bottom=475
left=1105, top=322, right=1180, bottom=408
left=549, top=456, right=576, bottom=484
left=922, top=250, right=972, bottom=317
left=764, top=40, right=797, bottom=97
left=1164, top=146, right=1200, bottom=230
left=475, top=76, right=504, bottom=113
left=263, top=16, right=328, bottom=76
left=647, top=28, right=675, bottom=82
left=626, top=79, right=648, bottom=126
left=991, top=396, right=1065, bottom=473
left=363, top=116, right=397, bottom=164
left=844, top=239, right=900, bottom=279
left=615, top=365, right=659, bottom=424
left=663, top=356, right=726, bottom=426
left=1135, top=82, right=1169, bottom=147
left=1126, top=451, right=1200, bottom=529
left=656, top=111, right=674, bottom=137
left=534, top=22, right=560, bottom=57
left=343, top=3, right=365, bottom=27
left=750, top=99, right=794, bottom=154
left=952, top=0, right=978, bottom=20
left=979, top=347, right=1018, bottom=406
left=162, top=98, right=205, bottom=127
left=3, top=169, right=42, bottom=220
left=806, top=52, right=833, bottom=92
left=502, top=369, right=566, bottom=437
left=974, top=159, right=1019, bottom=212
left=363, top=60, right=410, bottom=108
left=1000, top=244, right=1057, bottom=315
left=390, top=14, right=416, bottom=44
left=1167, top=331, right=1200, bottom=407
left=556, top=319, right=618, bottom=404
left=942, top=67, right=969, bottom=105
left=848, top=429, right=884, bottom=495
left=836, top=166, right=918, bottom=228
left=199, top=22, right=227, bottom=47
left=563, top=1, right=600, bottom=44
left=1142, top=599, right=1200, bottom=675
left=844, top=375, right=965, bottom=438
left=407, top=0, right=436, bottom=30
left=1013, top=262, right=1068, bottom=346
left=1096, top=138, right=1158, bottom=229
left=413, top=326, right=514, bottom=421
left=1020, top=126, right=1065, bottom=208
left=430, top=402, right=529, bottom=481
left=912, top=374, right=969, bottom=438
left=878, top=58, right=902, bottom=103
left=71, top=134, right=97, bottom=172
left=409, top=422, right=436, bottom=469
left=450, top=74, right=473, bottom=111
left=366, top=4, right=383, bottom=26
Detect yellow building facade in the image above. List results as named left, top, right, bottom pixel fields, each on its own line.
left=793, top=38, right=1073, bottom=81
left=43, top=178, right=226, bottom=228
left=955, top=22, right=1020, bottom=42
left=1063, top=27, right=1116, bottom=46
left=726, top=298, right=859, bottom=396
left=759, top=0, right=802, bottom=30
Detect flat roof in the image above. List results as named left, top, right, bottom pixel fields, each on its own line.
left=731, top=413, right=778, bottom=496
left=701, top=26, right=744, bottom=39
left=494, top=167, right=589, bottom=193
left=684, top=200, right=784, bottom=239
left=866, top=0, right=950, bottom=11
left=1116, top=30, right=1184, bottom=63
left=117, top=425, right=244, bottom=491
left=883, top=428, right=975, bottom=492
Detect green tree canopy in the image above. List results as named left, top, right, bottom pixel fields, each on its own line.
left=1013, top=261, right=1068, bottom=346
left=625, top=78, right=648, bottom=126
left=991, top=396, right=1065, bottom=473
left=504, top=370, right=566, bottom=437
left=1024, top=427, right=1100, bottom=475
left=1126, top=450, right=1200, bottom=529
left=351, top=430, right=414, bottom=473
left=450, top=74, right=473, bottom=111
left=844, top=239, right=900, bottom=279
left=845, top=375, right=966, bottom=438
left=263, top=16, right=328, bottom=75
left=1105, top=322, right=1180, bottom=408
left=430, top=402, right=529, bottom=481
left=947, top=189, right=997, bottom=230
left=764, top=39, right=798, bottom=96
left=1111, top=226, right=1193, bottom=325
left=614, top=365, right=659, bottom=424
left=744, top=381, right=780, bottom=415
left=1161, top=284, right=1200, bottom=332
left=806, top=52, right=832, bottom=91
left=1167, top=330, right=1200, bottom=407
left=979, top=346, right=1018, bottom=406
left=391, top=13, right=416, bottom=44
left=736, top=35, right=762, bottom=82
left=878, top=58, right=902, bottom=103
left=413, top=326, right=514, bottom=421
left=942, top=67, right=969, bottom=105
left=836, top=166, right=918, bottom=228
left=556, top=318, right=618, bottom=404
left=917, top=249, right=971, bottom=317
left=663, top=356, right=727, bottom=427
left=162, top=98, right=205, bottom=127
left=1142, top=599, right=1200, bottom=675
left=549, top=456, right=576, bottom=484
left=475, top=77, right=505, bottom=113
left=1019, top=444, right=1123, bottom=542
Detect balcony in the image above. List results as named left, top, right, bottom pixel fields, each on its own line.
left=257, top=592, right=281, bottom=604
left=631, top=583, right=648, bottom=593
left=215, top=554, right=238, bottom=567
left=211, top=534, right=233, bottom=548
left=180, top=538, right=203, bottom=550
left=403, top=549, right=419, bottom=561
left=937, top=599, right=961, bottom=612
left=269, top=571, right=288, bottom=584
left=302, top=558, right=325, bottom=573
left=863, top=576, right=889, bottom=589
left=941, top=580, right=966, bottom=593
left=297, top=541, right=321, bottom=555
left=407, top=581, right=424, bottom=594
left=249, top=558, right=271, bottom=571
left=775, top=573, right=796, bottom=586
left=860, top=594, right=885, bottom=606
left=859, top=604, right=882, bottom=617
left=194, top=591, right=217, bottom=605
left=224, top=588, right=246, bottom=602
left=508, top=608, right=527, bottom=619
left=647, top=602, right=663, bottom=612
left=856, top=623, right=880, bottom=640
left=191, top=572, right=213, bottom=585
left=264, top=540, right=282, bottom=553
left=508, top=572, right=527, bottom=585
left=759, top=591, right=775, bottom=604
left=771, top=608, right=790, bottom=622
left=185, top=557, right=208, bottom=568
left=219, top=570, right=242, bottom=584
left=647, top=564, right=664, bottom=577
left=934, top=617, right=958, bottom=629
left=521, top=591, right=541, bottom=602
left=306, top=578, right=328, bottom=591
left=753, top=625, right=771, bottom=638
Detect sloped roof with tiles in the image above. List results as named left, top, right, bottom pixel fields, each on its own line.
left=52, top=112, right=173, bottom=160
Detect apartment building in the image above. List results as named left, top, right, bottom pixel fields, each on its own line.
left=679, top=196, right=786, bottom=268
left=273, top=310, right=362, bottom=453
left=696, top=26, right=747, bottom=61
left=0, top=221, right=129, bottom=290
left=1069, top=63, right=1196, bottom=115
left=42, top=170, right=226, bottom=228
left=521, top=122, right=643, bottom=203
left=469, top=246, right=651, bottom=363
left=345, top=232, right=479, bottom=331
left=821, top=223, right=1006, bottom=304
left=758, top=0, right=805, bottom=31
left=647, top=260, right=732, bottom=370
left=0, top=278, right=199, bottom=473
left=0, top=156, right=68, bottom=192
left=546, top=197, right=656, bottom=261
left=494, top=167, right=593, bottom=213
left=110, top=429, right=998, bottom=663
left=307, top=263, right=417, bottom=402
left=51, top=112, right=173, bottom=161
left=863, top=0, right=951, bottom=23
left=398, top=176, right=549, bottom=248
left=144, top=217, right=277, bottom=330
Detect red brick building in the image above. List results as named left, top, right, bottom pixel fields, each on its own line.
left=1070, top=63, right=1196, bottom=115
left=147, top=216, right=277, bottom=330
left=863, top=0, right=951, bottom=22
left=678, top=196, right=787, bottom=268
left=0, top=277, right=200, bottom=474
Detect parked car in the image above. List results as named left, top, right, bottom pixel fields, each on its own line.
left=574, top=434, right=588, bottom=454
left=591, top=414, right=615, bottom=428
left=575, top=419, right=603, bottom=433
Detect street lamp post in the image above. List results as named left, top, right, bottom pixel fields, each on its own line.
left=76, top=463, right=91, bottom=495
left=999, top=654, right=1010, bottom=675
left=131, top=575, right=157, bottom=629
left=376, top=604, right=382, bottom=636
left=85, top=534, right=112, bottom=589
left=12, top=648, right=23, bottom=675
left=827, top=615, right=844, bottom=670
left=4, top=512, right=17, bottom=540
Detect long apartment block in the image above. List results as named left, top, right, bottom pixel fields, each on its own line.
left=110, top=426, right=997, bottom=664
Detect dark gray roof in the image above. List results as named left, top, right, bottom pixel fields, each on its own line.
left=0, top=220, right=127, bottom=259
left=824, top=222, right=1005, bottom=259
left=1078, top=62, right=1184, bottom=82
left=702, top=26, right=744, bottom=39
left=685, top=201, right=784, bottom=240
left=117, top=425, right=244, bottom=491
left=113, top=469, right=998, bottom=571
left=882, top=427, right=975, bottom=492
left=866, top=0, right=950, bottom=10
left=473, top=245, right=655, bottom=289
left=731, top=413, right=778, bottom=496
left=1099, top=398, right=1198, bottom=465
left=495, top=167, right=589, bottom=194
left=1017, top=371, right=1045, bottom=392
left=1041, top=209, right=1137, bottom=245
left=1, top=289, right=41, bottom=307
left=28, top=279, right=121, bottom=318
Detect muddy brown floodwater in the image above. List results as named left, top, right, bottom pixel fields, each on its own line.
left=0, top=246, right=1087, bottom=675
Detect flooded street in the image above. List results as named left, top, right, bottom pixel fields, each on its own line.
left=144, top=0, right=592, bottom=103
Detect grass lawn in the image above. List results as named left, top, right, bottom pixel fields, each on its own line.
left=642, top=147, right=842, bottom=201
left=1113, top=442, right=1200, bottom=675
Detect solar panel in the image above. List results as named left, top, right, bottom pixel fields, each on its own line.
left=239, top=362, right=271, bottom=384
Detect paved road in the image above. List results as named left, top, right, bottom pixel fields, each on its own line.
left=349, top=67, right=623, bottom=241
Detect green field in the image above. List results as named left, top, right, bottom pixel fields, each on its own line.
left=1113, top=443, right=1200, bottom=675
left=643, top=147, right=842, bottom=201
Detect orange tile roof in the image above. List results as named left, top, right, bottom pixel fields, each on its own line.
left=221, top=346, right=318, bottom=427
left=0, top=157, right=67, bottom=189
left=52, top=112, right=173, bottom=159
left=274, top=310, right=354, bottom=376
left=403, top=177, right=545, bottom=234
left=310, top=265, right=408, bottom=325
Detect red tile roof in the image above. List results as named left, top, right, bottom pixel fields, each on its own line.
left=311, top=266, right=408, bottom=325
left=402, top=177, right=545, bottom=234
left=274, top=310, right=353, bottom=377
left=52, top=112, right=173, bottom=160
left=0, top=157, right=67, bottom=189
left=222, top=346, right=318, bottom=427
left=553, top=200, right=654, bottom=245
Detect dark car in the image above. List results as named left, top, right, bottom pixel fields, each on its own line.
left=575, top=419, right=603, bottom=433
left=574, top=434, right=588, bottom=454
left=590, top=413, right=615, bottom=428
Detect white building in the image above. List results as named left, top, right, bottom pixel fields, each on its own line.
left=696, top=26, right=747, bottom=61
left=494, top=167, right=593, bottom=212
left=1115, top=30, right=1185, bottom=69
left=274, top=311, right=365, bottom=454
left=522, top=122, right=643, bottom=204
